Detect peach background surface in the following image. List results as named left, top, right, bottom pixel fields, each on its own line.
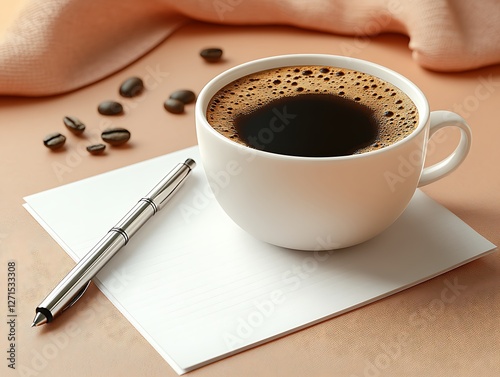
left=0, top=2, right=499, bottom=377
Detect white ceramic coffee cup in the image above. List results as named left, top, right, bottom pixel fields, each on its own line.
left=195, top=54, right=471, bottom=250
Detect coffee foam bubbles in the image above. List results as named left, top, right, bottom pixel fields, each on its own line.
left=206, top=65, right=419, bottom=154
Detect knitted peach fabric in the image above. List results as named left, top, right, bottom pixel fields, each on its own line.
left=0, top=0, right=499, bottom=96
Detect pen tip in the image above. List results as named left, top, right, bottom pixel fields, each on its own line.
left=31, top=312, right=47, bottom=327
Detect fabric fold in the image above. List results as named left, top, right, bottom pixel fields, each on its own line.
left=0, top=0, right=499, bottom=96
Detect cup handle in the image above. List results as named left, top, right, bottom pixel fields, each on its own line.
left=418, top=110, right=472, bottom=187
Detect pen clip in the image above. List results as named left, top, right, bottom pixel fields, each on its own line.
left=63, top=281, right=91, bottom=312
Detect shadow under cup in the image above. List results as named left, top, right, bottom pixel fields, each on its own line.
left=195, top=54, right=434, bottom=251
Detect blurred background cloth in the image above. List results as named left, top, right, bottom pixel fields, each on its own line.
left=0, top=0, right=499, bottom=96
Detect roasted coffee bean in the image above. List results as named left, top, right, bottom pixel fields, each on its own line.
left=164, top=98, right=184, bottom=114
left=200, top=48, right=223, bottom=62
left=101, top=128, right=131, bottom=145
left=98, top=100, right=124, bottom=115
left=169, top=90, right=196, bottom=104
left=86, top=144, right=106, bottom=155
left=43, top=132, right=66, bottom=150
left=63, top=116, right=85, bottom=135
left=119, top=77, right=144, bottom=98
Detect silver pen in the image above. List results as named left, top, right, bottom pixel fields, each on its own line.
left=32, top=158, right=196, bottom=327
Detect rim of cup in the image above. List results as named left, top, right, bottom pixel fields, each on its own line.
left=196, top=54, right=430, bottom=161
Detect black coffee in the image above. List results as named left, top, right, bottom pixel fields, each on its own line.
left=234, top=93, right=378, bottom=157
left=206, top=65, right=419, bottom=157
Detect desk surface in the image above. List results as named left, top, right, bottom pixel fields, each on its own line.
left=0, top=4, right=499, bottom=377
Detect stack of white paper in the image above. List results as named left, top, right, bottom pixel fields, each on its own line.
left=24, top=146, right=496, bottom=374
